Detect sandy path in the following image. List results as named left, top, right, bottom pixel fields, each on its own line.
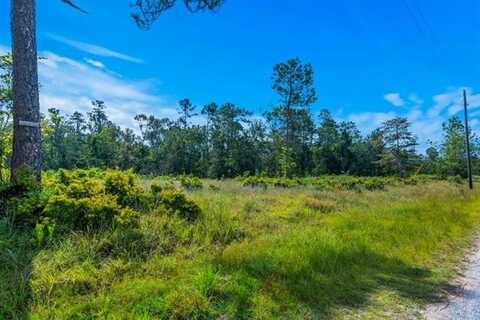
left=424, top=237, right=480, bottom=320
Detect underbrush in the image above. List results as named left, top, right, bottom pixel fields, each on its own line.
left=0, top=172, right=479, bottom=319
left=241, top=174, right=441, bottom=191
left=0, top=169, right=201, bottom=244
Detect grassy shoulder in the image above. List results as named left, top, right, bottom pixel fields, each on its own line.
left=1, top=171, right=479, bottom=319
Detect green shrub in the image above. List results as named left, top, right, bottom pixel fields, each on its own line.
left=242, top=176, right=268, bottom=189
left=151, top=183, right=163, bottom=195
left=403, top=176, right=419, bottom=185
left=104, top=170, right=146, bottom=208
left=0, top=185, right=51, bottom=226
left=242, top=176, right=301, bottom=189
left=42, top=194, right=140, bottom=232
left=115, top=208, right=141, bottom=228
left=208, top=184, right=220, bottom=191
left=178, top=175, right=203, bottom=190
left=33, top=217, right=56, bottom=245
left=156, top=187, right=202, bottom=222
left=362, top=177, right=385, bottom=191
left=1, top=169, right=148, bottom=242
left=64, top=179, right=103, bottom=199
left=336, top=176, right=359, bottom=190
left=272, top=178, right=299, bottom=188
left=53, top=168, right=105, bottom=187
left=11, top=165, right=41, bottom=191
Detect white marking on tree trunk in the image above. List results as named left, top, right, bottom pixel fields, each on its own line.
left=19, top=120, right=40, bottom=128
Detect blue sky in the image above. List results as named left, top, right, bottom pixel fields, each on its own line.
left=1, top=0, right=479, bottom=147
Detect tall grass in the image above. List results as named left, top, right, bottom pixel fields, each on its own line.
left=1, top=178, right=479, bottom=319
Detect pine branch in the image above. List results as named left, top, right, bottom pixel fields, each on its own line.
left=61, top=0, right=88, bottom=14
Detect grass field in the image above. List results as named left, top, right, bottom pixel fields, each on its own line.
left=1, top=174, right=480, bottom=319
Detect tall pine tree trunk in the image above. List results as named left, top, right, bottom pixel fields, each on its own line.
left=10, top=0, right=41, bottom=183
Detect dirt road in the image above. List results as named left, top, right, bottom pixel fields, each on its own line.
left=424, top=237, right=480, bottom=319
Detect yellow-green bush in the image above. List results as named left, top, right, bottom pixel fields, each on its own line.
left=1, top=169, right=147, bottom=242
left=178, top=175, right=203, bottom=190
left=104, top=170, right=147, bottom=208
left=154, top=187, right=202, bottom=222
left=1, top=188, right=50, bottom=226
left=42, top=194, right=139, bottom=231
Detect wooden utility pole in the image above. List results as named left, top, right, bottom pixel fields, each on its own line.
left=463, top=89, right=473, bottom=190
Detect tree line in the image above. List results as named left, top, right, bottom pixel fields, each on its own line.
left=0, top=55, right=477, bottom=180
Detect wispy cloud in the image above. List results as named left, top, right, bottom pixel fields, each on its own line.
left=37, top=51, right=175, bottom=130
left=408, top=94, right=424, bottom=107
left=347, top=111, right=396, bottom=134
left=346, top=87, right=480, bottom=151
left=84, top=58, right=105, bottom=69
left=46, top=33, right=144, bottom=64
left=428, top=89, right=459, bottom=118
left=384, top=93, right=405, bottom=107
left=427, top=88, right=480, bottom=118
left=345, top=108, right=438, bottom=151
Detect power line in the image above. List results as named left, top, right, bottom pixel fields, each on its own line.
left=401, top=0, right=437, bottom=52
left=401, top=0, right=428, bottom=39
left=409, top=0, right=438, bottom=44
left=473, top=0, right=479, bottom=43
left=333, top=0, right=413, bottom=100
left=400, top=0, right=446, bottom=79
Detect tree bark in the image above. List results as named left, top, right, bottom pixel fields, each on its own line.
left=10, top=0, right=41, bottom=183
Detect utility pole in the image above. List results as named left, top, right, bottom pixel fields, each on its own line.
left=463, top=89, right=473, bottom=190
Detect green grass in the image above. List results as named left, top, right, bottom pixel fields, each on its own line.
left=1, top=177, right=480, bottom=319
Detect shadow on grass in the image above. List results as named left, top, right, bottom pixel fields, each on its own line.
left=217, top=241, right=444, bottom=318
left=0, top=222, right=37, bottom=320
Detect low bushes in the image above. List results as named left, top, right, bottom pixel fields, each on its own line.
left=1, top=169, right=202, bottom=244
left=44, top=194, right=137, bottom=229
left=104, top=170, right=147, bottom=208
left=242, top=176, right=302, bottom=189
left=152, top=184, right=201, bottom=222
left=242, top=176, right=269, bottom=189
left=178, top=175, right=203, bottom=190
left=241, top=175, right=439, bottom=191
left=309, top=176, right=386, bottom=191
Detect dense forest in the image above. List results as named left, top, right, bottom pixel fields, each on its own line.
left=0, top=54, right=477, bottom=180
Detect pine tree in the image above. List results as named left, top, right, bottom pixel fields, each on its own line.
left=379, top=117, right=418, bottom=176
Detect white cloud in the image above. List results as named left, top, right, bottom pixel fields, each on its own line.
left=46, top=33, right=144, bottom=64
left=346, top=109, right=440, bottom=151
left=408, top=94, right=424, bottom=107
left=84, top=58, right=105, bottom=69
left=428, top=89, right=460, bottom=118
left=346, top=87, right=480, bottom=152
left=37, top=51, right=175, bottom=130
left=347, top=111, right=396, bottom=134
left=384, top=93, right=405, bottom=107
left=426, top=88, right=480, bottom=118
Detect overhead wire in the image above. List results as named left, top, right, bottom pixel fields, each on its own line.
left=335, top=0, right=392, bottom=80
left=400, top=0, right=451, bottom=88
left=401, top=0, right=428, bottom=39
